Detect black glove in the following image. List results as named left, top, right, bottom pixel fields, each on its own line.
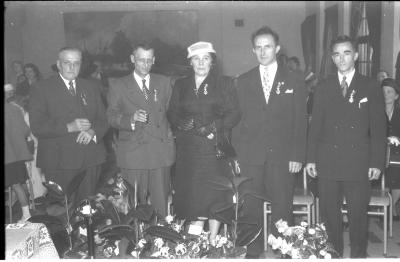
left=195, top=121, right=216, bottom=137
left=177, top=117, right=194, bottom=131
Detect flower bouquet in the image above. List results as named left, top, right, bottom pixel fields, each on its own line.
left=267, top=219, right=339, bottom=259
left=131, top=215, right=244, bottom=259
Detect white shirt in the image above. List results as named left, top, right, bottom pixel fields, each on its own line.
left=133, top=71, right=150, bottom=92
left=259, top=61, right=278, bottom=104
left=59, top=73, right=76, bottom=92
left=337, top=68, right=355, bottom=87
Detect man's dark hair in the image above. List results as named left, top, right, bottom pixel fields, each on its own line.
left=330, top=35, right=357, bottom=52
left=132, top=43, right=154, bottom=56
left=251, top=26, right=279, bottom=46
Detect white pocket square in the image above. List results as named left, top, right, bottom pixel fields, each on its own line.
left=285, top=89, right=293, bottom=94
left=359, top=97, right=368, bottom=103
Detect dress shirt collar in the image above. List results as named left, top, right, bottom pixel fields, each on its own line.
left=337, top=68, right=355, bottom=87
left=259, top=61, right=278, bottom=78
left=133, top=71, right=150, bottom=91
left=59, top=73, right=76, bottom=89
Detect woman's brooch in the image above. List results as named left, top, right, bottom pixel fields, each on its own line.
left=349, top=90, right=356, bottom=103
left=204, top=84, right=208, bottom=95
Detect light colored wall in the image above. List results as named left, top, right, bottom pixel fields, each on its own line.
left=4, top=1, right=306, bottom=79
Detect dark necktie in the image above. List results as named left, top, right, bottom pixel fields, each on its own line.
left=68, top=81, right=76, bottom=96
left=341, top=76, right=348, bottom=97
left=142, top=79, right=149, bottom=100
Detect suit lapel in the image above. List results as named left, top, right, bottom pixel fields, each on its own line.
left=123, top=75, right=149, bottom=110
left=248, top=67, right=266, bottom=105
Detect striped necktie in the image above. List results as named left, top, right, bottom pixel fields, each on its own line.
left=142, top=79, right=149, bottom=100
left=341, top=76, right=348, bottom=97
left=68, top=81, right=76, bottom=96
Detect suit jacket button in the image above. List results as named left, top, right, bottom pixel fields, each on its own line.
left=350, top=126, right=354, bottom=129
left=334, top=145, right=338, bottom=149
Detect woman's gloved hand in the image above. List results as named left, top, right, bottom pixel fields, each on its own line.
left=177, top=117, right=194, bottom=131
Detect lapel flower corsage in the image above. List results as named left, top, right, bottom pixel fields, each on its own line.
left=349, top=90, right=356, bottom=103
left=204, top=84, right=208, bottom=95
left=276, top=82, right=285, bottom=94
left=81, top=91, right=88, bottom=106
left=154, top=89, right=158, bottom=102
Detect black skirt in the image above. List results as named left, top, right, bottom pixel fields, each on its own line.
left=5, top=160, right=28, bottom=187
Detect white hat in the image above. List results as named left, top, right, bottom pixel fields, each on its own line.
left=187, top=41, right=216, bottom=58
left=4, top=83, right=14, bottom=92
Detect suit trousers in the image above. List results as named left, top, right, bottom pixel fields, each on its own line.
left=240, top=161, right=295, bottom=256
left=318, top=178, right=370, bottom=258
left=121, top=166, right=171, bottom=217
left=45, top=165, right=102, bottom=206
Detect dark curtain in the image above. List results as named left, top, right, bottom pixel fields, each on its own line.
left=319, top=5, right=338, bottom=79
left=350, top=1, right=382, bottom=77
left=301, top=14, right=317, bottom=74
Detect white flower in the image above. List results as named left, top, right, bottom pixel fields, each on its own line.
left=154, top=238, right=164, bottom=249
left=324, top=253, right=332, bottom=259
left=303, top=239, right=308, bottom=246
left=280, top=239, right=292, bottom=255
left=114, top=240, right=120, bottom=255
left=319, top=223, right=326, bottom=231
left=151, top=251, right=161, bottom=257
left=319, top=249, right=327, bottom=256
left=309, top=254, right=317, bottom=259
left=308, top=228, right=316, bottom=235
left=172, top=223, right=182, bottom=233
left=300, top=221, right=308, bottom=227
left=130, top=250, right=139, bottom=258
left=291, top=248, right=301, bottom=259
left=275, top=219, right=289, bottom=233
left=81, top=204, right=96, bottom=215
left=165, top=215, right=174, bottom=224
left=175, top=243, right=187, bottom=255
left=191, top=243, right=200, bottom=254
left=138, top=238, right=147, bottom=248
left=160, top=246, right=170, bottom=257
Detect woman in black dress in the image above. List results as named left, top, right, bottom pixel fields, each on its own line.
left=167, top=42, right=240, bottom=244
left=382, top=78, right=400, bottom=220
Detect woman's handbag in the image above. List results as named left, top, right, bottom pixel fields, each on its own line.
left=215, top=133, right=236, bottom=160
left=389, top=146, right=400, bottom=165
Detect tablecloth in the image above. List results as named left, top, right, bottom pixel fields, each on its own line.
left=6, top=222, right=59, bottom=259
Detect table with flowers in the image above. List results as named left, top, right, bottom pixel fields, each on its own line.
left=6, top=222, right=59, bottom=259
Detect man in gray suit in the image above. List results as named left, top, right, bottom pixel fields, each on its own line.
left=107, top=43, right=175, bottom=217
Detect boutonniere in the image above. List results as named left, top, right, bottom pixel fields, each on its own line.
left=349, top=90, right=356, bottom=103
left=204, top=84, right=208, bottom=95
left=358, top=97, right=368, bottom=108
left=276, top=82, right=285, bottom=94
left=81, top=92, right=88, bottom=106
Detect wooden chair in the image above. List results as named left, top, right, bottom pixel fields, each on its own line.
left=263, top=168, right=315, bottom=251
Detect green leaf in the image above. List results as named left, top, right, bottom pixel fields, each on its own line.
left=232, top=176, right=252, bottom=190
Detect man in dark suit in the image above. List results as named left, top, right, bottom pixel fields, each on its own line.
left=232, top=26, right=307, bottom=258
left=305, top=35, right=387, bottom=258
left=30, top=47, right=108, bottom=205
left=107, top=43, right=175, bottom=217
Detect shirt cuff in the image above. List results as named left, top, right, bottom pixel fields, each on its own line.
left=92, top=135, right=97, bottom=143
left=131, top=122, right=136, bottom=131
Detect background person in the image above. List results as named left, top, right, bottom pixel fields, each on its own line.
left=5, top=83, right=33, bottom=223
left=381, top=78, right=400, bottom=220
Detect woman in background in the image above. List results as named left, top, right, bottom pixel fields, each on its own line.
left=167, top=42, right=240, bottom=244
left=382, top=78, right=400, bottom=221
left=5, top=83, right=33, bottom=223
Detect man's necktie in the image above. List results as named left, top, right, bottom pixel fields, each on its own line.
left=263, top=68, right=272, bottom=104
left=142, top=79, right=149, bottom=100
left=341, top=76, right=348, bottom=97
left=68, top=81, right=76, bottom=96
